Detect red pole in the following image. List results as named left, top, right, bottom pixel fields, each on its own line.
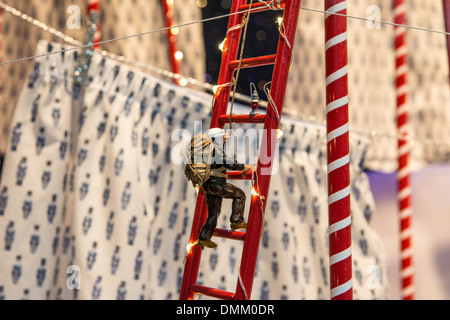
left=393, top=0, right=414, bottom=300
left=87, top=0, right=101, bottom=49
left=324, top=0, right=353, bottom=300
left=161, top=0, right=182, bottom=85
left=443, top=0, right=450, bottom=81
left=179, top=0, right=248, bottom=300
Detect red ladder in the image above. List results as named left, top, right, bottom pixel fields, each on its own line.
left=179, top=0, right=301, bottom=300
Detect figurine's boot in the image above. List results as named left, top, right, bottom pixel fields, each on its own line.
left=230, top=221, right=247, bottom=230
left=198, top=194, right=222, bottom=249
left=229, top=186, right=247, bottom=230
left=198, top=239, right=217, bottom=249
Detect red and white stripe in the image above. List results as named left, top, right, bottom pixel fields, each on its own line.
left=393, top=0, right=414, bottom=300
left=87, top=0, right=101, bottom=49
left=324, top=0, right=353, bottom=300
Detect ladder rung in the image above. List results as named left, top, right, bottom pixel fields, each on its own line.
left=229, top=54, right=276, bottom=70
left=239, top=0, right=286, bottom=13
left=190, top=283, right=235, bottom=300
left=214, top=228, right=246, bottom=241
left=219, top=114, right=266, bottom=124
left=227, top=170, right=253, bottom=180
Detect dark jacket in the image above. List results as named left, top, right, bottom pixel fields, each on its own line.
left=208, top=140, right=244, bottom=184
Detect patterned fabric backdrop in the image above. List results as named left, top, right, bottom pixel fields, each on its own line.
left=285, top=0, right=450, bottom=172
left=0, top=41, right=388, bottom=300
left=2, top=1, right=450, bottom=173
left=0, top=0, right=205, bottom=156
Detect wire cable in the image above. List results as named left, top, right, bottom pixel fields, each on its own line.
left=1, top=2, right=450, bottom=67
left=1, top=1, right=450, bottom=152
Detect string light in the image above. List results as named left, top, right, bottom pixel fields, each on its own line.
left=250, top=169, right=267, bottom=240
left=2, top=1, right=450, bottom=152
left=196, top=0, right=207, bottom=8
left=179, top=78, right=188, bottom=87
left=277, top=129, right=284, bottom=140
left=2, top=0, right=450, bottom=69
left=183, top=240, right=199, bottom=265
left=276, top=16, right=292, bottom=51
left=185, top=240, right=198, bottom=256
left=250, top=169, right=265, bottom=202
left=251, top=187, right=266, bottom=203
left=218, top=38, right=226, bottom=52
left=174, top=50, right=184, bottom=61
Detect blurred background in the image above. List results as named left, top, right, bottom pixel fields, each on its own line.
left=0, top=0, right=450, bottom=300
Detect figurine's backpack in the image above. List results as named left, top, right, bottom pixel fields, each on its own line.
left=184, top=134, right=214, bottom=187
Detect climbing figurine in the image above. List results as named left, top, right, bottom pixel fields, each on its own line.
left=184, top=128, right=253, bottom=249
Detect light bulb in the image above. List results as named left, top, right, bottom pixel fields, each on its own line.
left=186, top=241, right=198, bottom=255
left=174, top=50, right=184, bottom=61
left=277, top=129, right=284, bottom=140
left=218, top=38, right=226, bottom=52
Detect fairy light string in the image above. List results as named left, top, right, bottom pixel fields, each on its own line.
left=3, top=0, right=449, bottom=300
left=1, top=1, right=450, bottom=68
left=0, top=2, right=449, bottom=149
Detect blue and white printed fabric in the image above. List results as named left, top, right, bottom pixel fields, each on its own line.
left=0, top=41, right=389, bottom=300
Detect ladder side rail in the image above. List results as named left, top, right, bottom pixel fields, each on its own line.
left=179, top=191, right=208, bottom=300
left=180, top=0, right=248, bottom=300
left=234, top=0, right=302, bottom=300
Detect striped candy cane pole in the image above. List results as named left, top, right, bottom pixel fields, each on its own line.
left=324, top=0, right=352, bottom=300
left=87, top=0, right=101, bottom=49
left=393, top=0, right=414, bottom=300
